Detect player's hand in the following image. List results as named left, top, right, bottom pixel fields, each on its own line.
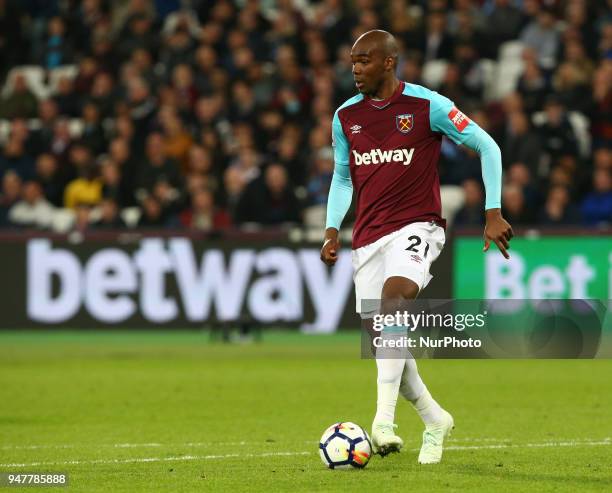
left=483, top=209, right=513, bottom=259
left=321, top=228, right=340, bottom=266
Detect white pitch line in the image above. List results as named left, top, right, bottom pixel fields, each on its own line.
left=408, top=439, right=612, bottom=452
left=1, top=441, right=256, bottom=451
left=0, top=451, right=312, bottom=469
left=2, top=437, right=609, bottom=451
left=0, top=439, right=611, bottom=469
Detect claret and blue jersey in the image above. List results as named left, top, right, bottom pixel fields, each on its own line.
left=327, top=81, right=502, bottom=249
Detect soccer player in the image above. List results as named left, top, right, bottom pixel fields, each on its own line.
left=320, top=30, right=513, bottom=464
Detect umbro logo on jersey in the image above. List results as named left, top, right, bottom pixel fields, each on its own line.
left=350, top=124, right=361, bottom=134
left=352, top=148, right=415, bottom=166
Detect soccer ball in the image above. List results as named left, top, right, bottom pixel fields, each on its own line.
left=318, top=422, right=372, bottom=469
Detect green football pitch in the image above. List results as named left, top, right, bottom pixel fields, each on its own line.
left=1, top=331, right=611, bottom=492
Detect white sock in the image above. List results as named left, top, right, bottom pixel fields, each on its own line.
left=373, top=357, right=404, bottom=424
left=410, top=388, right=445, bottom=427
left=399, top=357, right=425, bottom=401
left=397, top=357, right=445, bottom=426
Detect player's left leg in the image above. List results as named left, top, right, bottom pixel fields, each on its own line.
left=381, top=222, right=454, bottom=464
left=381, top=275, right=454, bottom=464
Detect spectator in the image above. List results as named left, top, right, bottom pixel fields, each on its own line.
left=0, top=135, right=35, bottom=181
left=590, top=65, right=612, bottom=148
left=520, top=5, right=560, bottom=70
left=454, top=179, right=485, bottom=227
left=159, top=14, right=196, bottom=71
left=507, top=162, right=541, bottom=209
left=193, top=44, right=217, bottom=94
left=29, top=99, right=59, bottom=155
left=180, top=188, right=231, bottom=231
left=236, top=163, right=301, bottom=225
left=34, top=153, right=64, bottom=207
left=8, top=181, right=55, bottom=229
left=0, top=171, right=22, bottom=227
left=564, top=0, right=597, bottom=58
left=91, top=198, right=127, bottom=229
left=222, top=166, right=246, bottom=222
left=73, top=56, right=99, bottom=95
left=159, top=109, right=193, bottom=171
left=134, top=132, right=182, bottom=200
left=229, top=80, right=258, bottom=124
left=53, top=76, right=81, bottom=117
left=171, top=63, right=199, bottom=114
left=536, top=97, right=579, bottom=165
left=276, top=132, right=305, bottom=186
left=503, top=112, right=542, bottom=173
left=593, top=148, right=612, bottom=171
left=501, top=183, right=535, bottom=225
left=307, top=148, right=333, bottom=207
left=40, top=17, right=74, bottom=69
left=516, top=49, right=548, bottom=114
left=228, top=147, right=261, bottom=186
left=581, top=169, right=612, bottom=226
left=0, top=74, right=38, bottom=119
left=107, top=137, right=137, bottom=206
left=136, top=195, right=167, bottom=228
left=130, top=48, right=157, bottom=91
left=49, top=118, right=74, bottom=166
left=538, top=185, right=581, bottom=226
left=63, top=146, right=102, bottom=209
left=73, top=203, right=92, bottom=233
left=99, top=158, right=123, bottom=202
left=151, top=179, right=183, bottom=224
left=81, top=102, right=107, bottom=154
left=89, top=72, right=117, bottom=119
left=552, top=62, right=591, bottom=114
left=186, top=145, right=219, bottom=191
left=485, top=0, right=524, bottom=57
left=422, top=11, right=455, bottom=61
left=117, top=13, right=157, bottom=62
left=126, top=77, right=156, bottom=141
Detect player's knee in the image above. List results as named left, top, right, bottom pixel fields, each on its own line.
left=381, top=276, right=419, bottom=308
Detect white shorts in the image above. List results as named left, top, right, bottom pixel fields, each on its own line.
left=351, top=221, right=445, bottom=315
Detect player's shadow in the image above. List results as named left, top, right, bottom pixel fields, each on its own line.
left=444, top=461, right=612, bottom=489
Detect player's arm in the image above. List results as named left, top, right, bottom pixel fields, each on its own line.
left=429, top=94, right=513, bottom=258
left=321, top=111, right=353, bottom=266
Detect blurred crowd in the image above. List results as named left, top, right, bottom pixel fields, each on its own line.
left=0, top=0, right=610, bottom=233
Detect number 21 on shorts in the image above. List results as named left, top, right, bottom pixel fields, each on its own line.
left=405, top=235, right=430, bottom=258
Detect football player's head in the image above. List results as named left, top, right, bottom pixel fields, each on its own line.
left=350, top=30, right=398, bottom=97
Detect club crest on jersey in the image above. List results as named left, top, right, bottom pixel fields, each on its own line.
left=396, top=114, right=414, bottom=134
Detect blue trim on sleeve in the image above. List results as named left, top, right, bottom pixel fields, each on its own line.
left=402, top=83, right=502, bottom=210
left=462, top=127, right=502, bottom=210
left=326, top=94, right=363, bottom=230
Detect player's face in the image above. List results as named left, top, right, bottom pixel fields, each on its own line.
left=350, top=47, right=386, bottom=96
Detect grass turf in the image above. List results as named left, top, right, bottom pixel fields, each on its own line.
left=0, top=331, right=611, bottom=492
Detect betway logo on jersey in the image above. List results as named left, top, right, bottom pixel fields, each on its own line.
left=352, top=148, right=414, bottom=166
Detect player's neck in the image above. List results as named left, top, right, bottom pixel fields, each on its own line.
left=370, top=78, right=400, bottom=100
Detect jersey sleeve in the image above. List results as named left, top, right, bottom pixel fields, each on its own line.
left=326, top=111, right=353, bottom=230
left=429, top=93, right=502, bottom=210
left=332, top=110, right=349, bottom=165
